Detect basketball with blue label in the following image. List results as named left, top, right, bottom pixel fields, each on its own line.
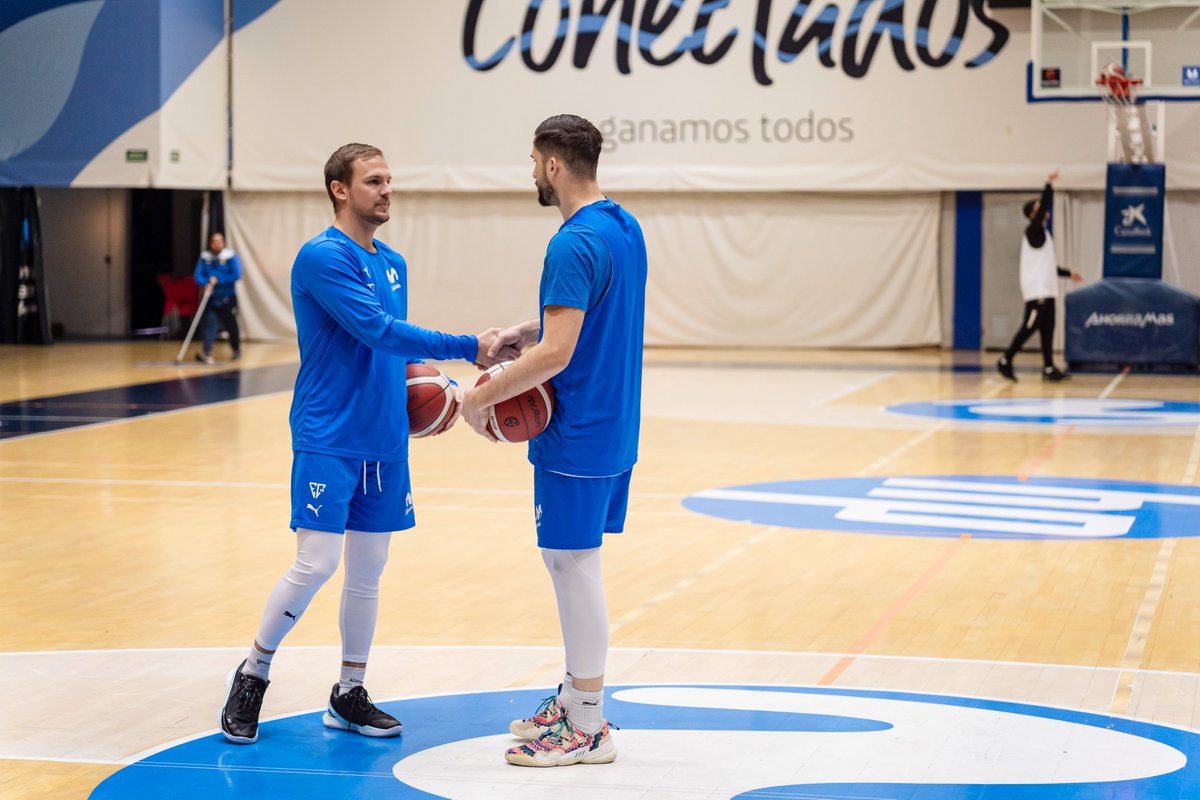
left=474, top=360, right=554, bottom=443
left=406, top=363, right=457, bottom=438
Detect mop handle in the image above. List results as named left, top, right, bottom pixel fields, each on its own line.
left=176, top=283, right=214, bottom=363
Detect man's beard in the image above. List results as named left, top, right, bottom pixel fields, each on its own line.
left=357, top=205, right=389, bottom=226
left=535, top=179, right=557, bottom=208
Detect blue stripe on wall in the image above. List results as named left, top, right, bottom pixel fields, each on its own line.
left=953, top=191, right=983, bottom=350
left=0, top=0, right=226, bottom=187
left=0, top=0, right=80, bottom=34
left=232, top=0, right=279, bottom=32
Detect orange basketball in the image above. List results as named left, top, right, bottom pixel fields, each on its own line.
left=406, top=363, right=457, bottom=438
left=474, top=361, right=555, bottom=443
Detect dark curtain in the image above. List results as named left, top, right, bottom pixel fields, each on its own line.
left=0, top=187, right=52, bottom=344
left=206, top=190, right=225, bottom=241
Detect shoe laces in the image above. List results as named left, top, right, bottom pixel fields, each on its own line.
left=344, top=685, right=378, bottom=713
left=531, top=693, right=559, bottom=720
left=234, top=674, right=264, bottom=711
left=534, top=717, right=579, bottom=746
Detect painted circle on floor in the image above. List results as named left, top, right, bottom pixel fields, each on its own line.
left=887, top=398, right=1200, bottom=426
left=90, top=684, right=1200, bottom=799
left=683, top=475, right=1200, bottom=540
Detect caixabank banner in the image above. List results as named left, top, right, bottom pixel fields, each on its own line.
left=1103, top=163, right=1167, bottom=279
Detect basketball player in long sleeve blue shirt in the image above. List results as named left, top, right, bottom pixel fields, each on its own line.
left=220, top=143, right=511, bottom=745
left=463, top=115, right=648, bottom=768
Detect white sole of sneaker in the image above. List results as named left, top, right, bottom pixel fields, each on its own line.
left=504, top=739, right=617, bottom=767
left=508, top=720, right=548, bottom=740
left=219, top=665, right=257, bottom=745
left=581, top=740, right=617, bottom=764
left=322, top=710, right=403, bottom=738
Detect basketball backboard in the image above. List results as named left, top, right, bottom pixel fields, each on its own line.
left=1030, top=0, right=1200, bottom=102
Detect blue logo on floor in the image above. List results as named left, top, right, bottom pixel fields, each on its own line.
left=90, top=684, right=1200, bottom=799
left=888, top=398, right=1200, bottom=426
left=684, top=475, right=1200, bottom=539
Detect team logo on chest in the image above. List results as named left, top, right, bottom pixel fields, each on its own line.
left=386, top=267, right=401, bottom=292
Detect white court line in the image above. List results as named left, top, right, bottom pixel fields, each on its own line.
left=15, top=493, right=699, bottom=518
left=1111, top=538, right=1178, bottom=715
left=815, top=371, right=897, bottom=406
left=609, top=527, right=779, bottom=633
left=1184, top=425, right=1200, bottom=485
left=5, top=643, right=1199, bottom=678
left=1097, top=367, right=1130, bottom=400
left=859, top=384, right=1009, bottom=476
left=1097, top=368, right=1172, bottom=715
left=0, top=476, right=689, bottom=504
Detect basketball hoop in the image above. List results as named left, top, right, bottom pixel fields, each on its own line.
left=1096, top=62, right=1143, bottom=106
left=1096, top=63, right=1154, bottom=163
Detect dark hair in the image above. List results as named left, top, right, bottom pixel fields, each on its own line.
left=1022, top=199, right=1038, bottom=219
left=324, top=143, right=383, bottom=211
left=533, top=115, right=603, bottom=180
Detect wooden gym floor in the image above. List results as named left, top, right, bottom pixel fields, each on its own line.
left=3, top=341, right=1200, bottom=799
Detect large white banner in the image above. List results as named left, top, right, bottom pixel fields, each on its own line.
left=225, top=190, right=942, bottom=347
left=231, top=0, right=1200, bottom=191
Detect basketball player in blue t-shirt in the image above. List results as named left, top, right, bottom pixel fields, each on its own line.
left=463, top=115, right=648, bottom=767
left=218, top=143, right=514, bottom=745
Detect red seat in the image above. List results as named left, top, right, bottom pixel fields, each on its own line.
left=157, top=274, right=200, bottom=317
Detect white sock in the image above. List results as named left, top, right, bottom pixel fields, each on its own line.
left=565, top=684, right=604, bottom=734
left=558, top=672, right=574, bottom=705
left=242, top=644, right=273, bottom=680
left=339, top=664, right=366, bottom=695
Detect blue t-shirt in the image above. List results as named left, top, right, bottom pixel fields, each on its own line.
left=528, top=199, right=647, bottom=477
left=289, top=226, right=477, bottom=462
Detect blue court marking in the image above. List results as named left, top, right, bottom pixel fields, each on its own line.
left=888, top=398, right=1200, bottom=427
left=684, top=475, right=1200, bottom=540
left=90, top=684, right=1200, bottom=799
left=0, top=363, right=298, bottom=439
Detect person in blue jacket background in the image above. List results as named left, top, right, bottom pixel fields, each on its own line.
left=218, top=143, right=516, bottom=746
left=193, top=231, right=242, bottom=364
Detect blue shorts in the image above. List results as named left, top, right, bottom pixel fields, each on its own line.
left=290, top=451, right=415, bottom=534
left=533, top=467, right=632, bottom=550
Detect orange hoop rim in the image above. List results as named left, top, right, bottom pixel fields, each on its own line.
left=1096, top=72, right=1143, bottom=96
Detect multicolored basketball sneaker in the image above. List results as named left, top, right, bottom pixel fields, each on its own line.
left=508, top=691, right=565, bottom=740
left=504, top=718, right=617, bottom=767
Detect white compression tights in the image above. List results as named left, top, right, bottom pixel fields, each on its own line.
left=541, top=547, right=609, bottom=679
left=253, top=528, right=391, bottom=664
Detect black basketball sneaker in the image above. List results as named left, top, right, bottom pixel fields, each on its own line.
left=220, top=660, right=269, bottom=744
left=323, top=684, right=403, bottom=737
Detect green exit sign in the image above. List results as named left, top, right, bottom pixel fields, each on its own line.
left=125, top=149, right=148, bottom=163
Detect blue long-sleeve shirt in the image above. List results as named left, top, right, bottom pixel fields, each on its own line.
left=194, top=248, right=242, bottom=298
left=288, top=226, right=477, bottom=461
